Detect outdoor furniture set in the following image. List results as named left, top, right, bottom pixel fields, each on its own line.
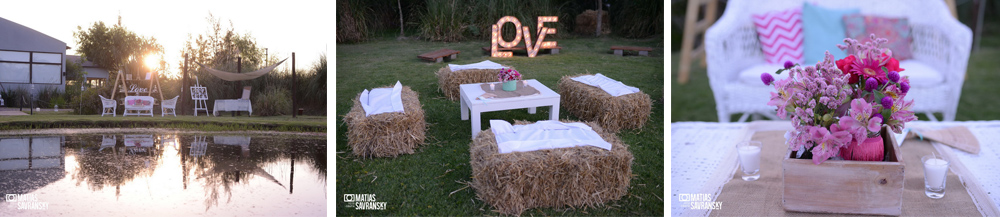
left=705, top=0, right=971, bottom=122
left=100, top=95, right=176, bottom=117
left=343, top=60, right=651, bottom=215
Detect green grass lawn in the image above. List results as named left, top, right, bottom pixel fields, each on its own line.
left=336, top=36, right=664, bottom=215
left=0, top=113, right=327, bottom=132
left=672, top=48, right=1000, bottom=122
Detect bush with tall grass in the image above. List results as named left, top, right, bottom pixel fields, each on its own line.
left=252, top=87, right=292, bottom=116
left=419, top=0, right=561, bottom=42
left=610, top=0, right=663, bottom=38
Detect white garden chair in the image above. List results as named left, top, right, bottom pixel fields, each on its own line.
left=705, top=0, right=971, bottom=122
left=162, top=95, right=179, bottom=117
left=99, top=95, right=117, bottom=117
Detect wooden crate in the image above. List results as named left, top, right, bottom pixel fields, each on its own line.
left=782, top=128, right=904, bottom=216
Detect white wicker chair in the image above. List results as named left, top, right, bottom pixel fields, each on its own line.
left=705, top=0, right=971, bottom=122
left=99, top=95, right=116, bottom=117
left=161, top=95, right=179, bottom=117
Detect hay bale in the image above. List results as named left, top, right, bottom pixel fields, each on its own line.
left=435, top=66, right=514, bottom=101
left=469, top=120, right=633, bottom=215
left=574, top=10, right=610, bottom=35
left=558, top=74, right=652, bottom=132
left=343, top=85, right=426, bottom=158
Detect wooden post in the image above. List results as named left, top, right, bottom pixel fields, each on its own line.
left=292, top=52, right=297, bottom=118
left=678, top=0, right=718, bottom=84
left=181, top=53, right=189, bottom=115
left=235, top=56, right=241, bottom=117
left=595, top=0, right=602, bottom=37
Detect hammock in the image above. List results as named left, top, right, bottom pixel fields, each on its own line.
left=196, top=58, right=288, bottom=81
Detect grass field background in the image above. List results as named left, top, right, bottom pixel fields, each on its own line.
left=336, top=36, right=664, bottom=215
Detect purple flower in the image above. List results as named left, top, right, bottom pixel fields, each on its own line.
left=873, top=113, right=885, bottom=125
left=887, top=71, right=900, bottom=83
left=761, top=73, right=775, bottom=85
left=784, top=60, right=795, bottom=69
left=900, top=82, right=910, bottom=93
left=881, top=96, right=893, bottom=109
left=865, top=77, right=878, bottom=92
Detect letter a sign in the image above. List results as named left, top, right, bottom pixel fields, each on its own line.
left=491, top=16, right=558, bottom=58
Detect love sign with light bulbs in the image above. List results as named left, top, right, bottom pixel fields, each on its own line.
left=491, top=16, right=558, bottom=58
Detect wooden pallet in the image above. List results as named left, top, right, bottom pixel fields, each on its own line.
left=610, top=46, right=653, bottom=56
left=418, top=49, right=461, bottom=63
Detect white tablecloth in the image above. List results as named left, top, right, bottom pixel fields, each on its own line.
left=670, top=121, right=1000, bottom=216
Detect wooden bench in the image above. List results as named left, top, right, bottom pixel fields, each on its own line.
left=480, top=45, right=563, bottom=55
left=418, top=49, right=460, bottom=63
left=610, top=46, right=653, bottom=56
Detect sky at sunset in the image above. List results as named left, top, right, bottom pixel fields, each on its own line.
left=1, top=0, right=330, bottom=78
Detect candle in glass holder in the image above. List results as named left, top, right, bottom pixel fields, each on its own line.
left=922, top=155, right=949, bottom=199
left=737, top=141, right=762, bottom=181
left=490, top=83, right=495, bottom=91
left=523, top=80, right=529, bottom=87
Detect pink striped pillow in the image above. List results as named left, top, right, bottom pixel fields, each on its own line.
left=752, top=8, right=804, bottom=64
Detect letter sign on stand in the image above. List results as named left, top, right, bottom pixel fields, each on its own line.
left=491, top=16, right=558, bottom=58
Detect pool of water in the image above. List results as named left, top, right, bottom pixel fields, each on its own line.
left=0, top=132, right=326, bottom=216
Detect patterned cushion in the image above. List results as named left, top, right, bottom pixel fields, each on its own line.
left=752, top=8, right=804, bottom=64
left=843, top=14, right=914, bottom=60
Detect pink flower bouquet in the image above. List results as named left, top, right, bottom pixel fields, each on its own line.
left=761, top=34, right=917, bottom=165
left=498, top=68, right=522, bottom=82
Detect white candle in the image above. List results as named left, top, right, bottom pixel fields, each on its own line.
left=523, top=80, right=529, bottom=87
left=490, top=83, right=495, bottom=90
left=738, top=146, right=761, bottom=173
left=923, top=158, right=948, bottom=188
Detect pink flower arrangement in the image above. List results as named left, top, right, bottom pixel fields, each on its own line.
left=498, top=68, right=522, bottom=82
left=762, top=34, right=916, bottom=165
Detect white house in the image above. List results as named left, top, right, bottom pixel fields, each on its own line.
left=0, top=17, right=67, bottom=94
left=66, top=55, right=110, bottom=87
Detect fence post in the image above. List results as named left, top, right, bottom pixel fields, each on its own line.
left=292, top=52, right=297, bottom=118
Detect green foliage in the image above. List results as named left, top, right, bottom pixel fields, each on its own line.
left=418, top=0, right=560, bottom=42
left=69, top=85, right=111, bottom=115
left=181, top=13, right=277, bottom=101
left=253, top=87, right=292, bottom=117
left=73, top=17, right=164, bottom=76
left=1, top=88, right=28, bottom=107
left=34, top=87, right=64, bottom=108
left=610, top=0, right=664, bottom=38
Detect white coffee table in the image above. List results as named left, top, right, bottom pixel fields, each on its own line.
left=459, top=79, right=560, bottom=138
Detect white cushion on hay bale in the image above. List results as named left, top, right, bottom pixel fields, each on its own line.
left=436, top=60, right=514, bottom=101
left=469, top=120, right=632, bottom=215
left=558, top=74, right=652, bottom=132
left=344, top=81, right=426, bottom=158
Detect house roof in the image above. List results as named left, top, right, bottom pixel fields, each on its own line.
left=66, top=55, right=101, bottom=68
left=0, top=17, right=66, bottom=53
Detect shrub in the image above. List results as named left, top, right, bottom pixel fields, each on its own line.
left=68, top=85, right=112, bottom=115
left=252, top=87, right=292, bottom=116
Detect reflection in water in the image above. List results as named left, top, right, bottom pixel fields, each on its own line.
left=72, top=135, right=162, bottom=198
left=0, top=133, right=326, bottom=216
left=0, top=137, right=66, bottom=196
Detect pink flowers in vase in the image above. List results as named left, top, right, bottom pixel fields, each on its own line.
left=762, top=34, right=917, bottom=165
left=498, top=68, right=522, bottom=82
